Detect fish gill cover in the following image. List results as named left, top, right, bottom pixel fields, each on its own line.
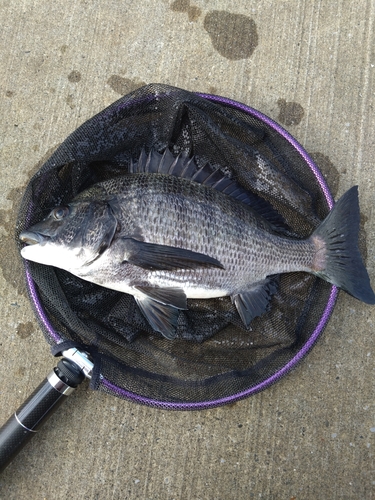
left=16, top=84, right=341, bottom=406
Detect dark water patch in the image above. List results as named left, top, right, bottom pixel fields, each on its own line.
left=16, top=321, right=34, bottom=339
left=170, top=0, right=202, bottom=21
left=223, top=401, right=239, bottom=409
left=359, top=214, right=368, bottom=263
left=16, top=366, right=26, bottom=377
left=277, top=99, right=304, bottom=126
left=66, top=94, right=75, bottom=109
left=107, top=75, right=147, bottom=95
left=204, top=11, right=258, bottom=60
left=6, top=90, right=14, bottom=98
left=68, top=70, right=82, bottom=83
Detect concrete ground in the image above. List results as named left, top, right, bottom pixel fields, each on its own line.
left=0, top=1, right=374, bottom=498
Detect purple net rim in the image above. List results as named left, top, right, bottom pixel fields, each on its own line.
left=24, top=92, right=339, bottom=410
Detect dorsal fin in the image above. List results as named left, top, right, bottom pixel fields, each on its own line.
left=130, top=148, right=288, bottom=231
left=129, top=148, right=196, bottom=176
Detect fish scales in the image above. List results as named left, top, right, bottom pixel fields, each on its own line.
left=86, top=174, right=314, bottom=293
left=20, top=149, right=375, bottom=339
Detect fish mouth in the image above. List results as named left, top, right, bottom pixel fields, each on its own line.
left=19, top=230, right=44, bottom=245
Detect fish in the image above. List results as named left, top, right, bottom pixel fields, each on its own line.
left=19, top=148, right=375, bottom=339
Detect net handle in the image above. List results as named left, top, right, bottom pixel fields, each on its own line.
left=0, top=349, right=91, bottom=473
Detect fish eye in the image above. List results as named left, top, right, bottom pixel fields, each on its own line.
left=52, top=206, right=70, bottom=220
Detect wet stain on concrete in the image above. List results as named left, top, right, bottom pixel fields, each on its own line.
left=223, top=401, right=239, bottom=409
left=68, top=70, right=82, bottom=83
left=16, top=366, right=26, bottom=377
left=359, top=214, right=368, bottom=262
left=171, top=0, right=202, bottom=21
left=208, top=86, right=218, bottom=95
left=0, top=147, right=59, bottom=296
left=66, top=94, right=75, bottom=109
left=60, top=44, right=68, bottom=54
left=16, top=321, right=34, bottom=339
left=203, top=11, right=258, bottom=60
left=6, top=90, right=14, bottom=98
left=107, top=75, right=147, bottom=95
left=277, top=99, right=304, bottom=126
left=309, top=152, right=340, bottom=198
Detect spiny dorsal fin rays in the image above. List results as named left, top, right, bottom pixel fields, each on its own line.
left=130, top=148, right=289, bottom=232
left=131, top=149, right=242, bottom=199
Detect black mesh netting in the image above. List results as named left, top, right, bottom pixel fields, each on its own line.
left=16, top=84, right=334, bottom=407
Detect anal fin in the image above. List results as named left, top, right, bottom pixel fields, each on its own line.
left=231, top=277, right=278, bottom=328
left=134, top=287, right=188, bottom=339
left=134, top=286, right=187, bottom=310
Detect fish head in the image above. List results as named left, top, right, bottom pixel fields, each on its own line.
left=19, top=199, right=118, bottom=271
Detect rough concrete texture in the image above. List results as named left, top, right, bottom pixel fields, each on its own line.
left=0, top=0, right=374, bottom=498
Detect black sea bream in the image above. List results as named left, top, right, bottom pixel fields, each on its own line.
left=20, top=149, right=375, bottom=339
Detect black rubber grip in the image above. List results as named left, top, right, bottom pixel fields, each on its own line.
left=0, top=359, right=85, bottom=473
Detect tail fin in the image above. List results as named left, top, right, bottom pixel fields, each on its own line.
left=312, top=186, right=375, bottom=304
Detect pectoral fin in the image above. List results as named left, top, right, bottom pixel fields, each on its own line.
left=232, top=277, right=278, bottom=328
left=120, top=237, right=224, bottom=271
left=134, top=287, right=187, bottom=339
